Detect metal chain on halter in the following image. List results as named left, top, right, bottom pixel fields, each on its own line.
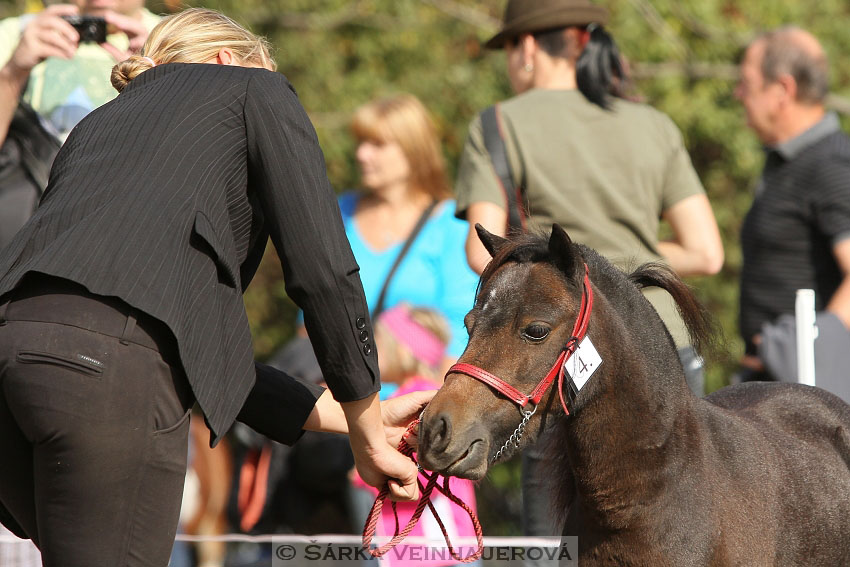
left=491, top=404, right=538, bottom=464
left=362, top=419, right=484, bottom=563
left=488, top=331, right=581, bottom=465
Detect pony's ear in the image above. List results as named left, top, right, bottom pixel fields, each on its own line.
left=475, top=223, right=509, bottom=258
left=548, top=223, right=577, bottom=276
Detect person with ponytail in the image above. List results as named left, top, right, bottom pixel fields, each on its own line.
left=109, top=7, right=276, bottom=92
left=453, top=0, right=724, bottom=554
left=0, top=8, right=430, bottom=566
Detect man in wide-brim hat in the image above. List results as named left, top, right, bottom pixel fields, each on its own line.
left=484, top=0, right=609, bottom=49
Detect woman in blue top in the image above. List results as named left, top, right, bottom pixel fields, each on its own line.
left=337, top=93, right=479, bottom=539
left=341, top=94, right=478, bottom=362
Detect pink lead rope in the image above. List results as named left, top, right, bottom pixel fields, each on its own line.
left=362, top=419, right=484, bottom=563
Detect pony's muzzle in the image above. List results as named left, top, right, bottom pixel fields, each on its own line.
left=418, top=411, right=490, bottom=479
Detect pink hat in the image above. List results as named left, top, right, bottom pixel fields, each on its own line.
left=378, top=306, right=446, bottom=368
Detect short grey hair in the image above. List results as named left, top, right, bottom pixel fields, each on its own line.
left=759, top=26, right=829, bottom=104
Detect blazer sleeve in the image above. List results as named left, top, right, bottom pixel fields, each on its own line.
left=237, top=362, right=326, bottom=445
left=243, top=71, right=380, bottom=403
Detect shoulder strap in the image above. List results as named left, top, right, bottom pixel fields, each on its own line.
left=372, top=199, right=439, bottom=317
left=480, top=104, right=525, bottom=232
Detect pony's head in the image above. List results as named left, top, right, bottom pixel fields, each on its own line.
left=418, top=224, right=606, bottom=478
left=418, top=224, right=710, bottom=480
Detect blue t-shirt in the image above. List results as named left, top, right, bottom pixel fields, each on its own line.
left=339, top=192, right=479, bottom=358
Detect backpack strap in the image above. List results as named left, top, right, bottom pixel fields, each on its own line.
left=480, top=104, right=525, bottom=232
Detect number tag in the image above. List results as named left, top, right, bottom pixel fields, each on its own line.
left=564, top=337, right=602, bottom=392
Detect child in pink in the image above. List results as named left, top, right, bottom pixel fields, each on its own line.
left=352, top=305, right=480, bottom=567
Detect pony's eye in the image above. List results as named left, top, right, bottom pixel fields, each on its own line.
left=522, top=324, right=550, bottom=342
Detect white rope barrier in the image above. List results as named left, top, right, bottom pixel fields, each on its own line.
left=0, top=534, right=562, bottom=545
left=173, top=534, right=561, bottom=545
left=0, top=534, right=574, bottom=567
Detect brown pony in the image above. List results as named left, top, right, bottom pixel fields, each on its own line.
left=418, top=224, right=850, bottom=566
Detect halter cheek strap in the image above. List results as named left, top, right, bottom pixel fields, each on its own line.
left=448, top=264, right=594, bottom=417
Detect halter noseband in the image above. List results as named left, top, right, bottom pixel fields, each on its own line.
left=448, top=263, right=594, bottom=426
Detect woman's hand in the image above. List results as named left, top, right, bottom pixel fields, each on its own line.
left=381, top=390, right=435, bottom=449
left=8, top=5, right=80, bottom=72
left=305, top=390, right=434, bottom=500
left=343, top=393, right=420, bottom=501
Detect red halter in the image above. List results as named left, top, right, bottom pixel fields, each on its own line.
left=448, top=264, right=594, bottom=417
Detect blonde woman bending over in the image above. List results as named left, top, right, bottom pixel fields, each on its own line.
left=0, top=9, right=429, bottom=566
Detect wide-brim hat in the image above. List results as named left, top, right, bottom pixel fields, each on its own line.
left=485, top=0, right=609, bottom=49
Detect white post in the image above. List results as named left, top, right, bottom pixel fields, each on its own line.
left=795, top=289, right=817, bottom=386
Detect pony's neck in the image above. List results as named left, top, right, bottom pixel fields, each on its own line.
left=560, top=269, right=694, bottom=528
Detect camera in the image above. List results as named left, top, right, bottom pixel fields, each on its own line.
left=61, top=15, right=107, bottom=44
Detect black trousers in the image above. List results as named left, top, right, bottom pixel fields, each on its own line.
left=0, top=275, right=194, bottom=567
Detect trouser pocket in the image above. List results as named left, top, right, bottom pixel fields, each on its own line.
left=17, top=350, right=104, bottom=377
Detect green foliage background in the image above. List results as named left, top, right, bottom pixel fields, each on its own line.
left=5, top=0, right=850, bottom=536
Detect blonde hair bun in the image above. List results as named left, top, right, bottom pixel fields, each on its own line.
left=111, top=8, right=276, bottom=93
left=111, top=55, right=156, bottom=93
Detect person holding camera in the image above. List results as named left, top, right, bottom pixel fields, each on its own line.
left=0, top=0, right=159, bottom=249
left=0, top=0, right=158, bottom=144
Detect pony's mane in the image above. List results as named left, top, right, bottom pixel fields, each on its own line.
left=478, top=232, right=713, bottom=361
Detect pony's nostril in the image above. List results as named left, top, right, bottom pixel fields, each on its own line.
left=426, top=413, right=452, bottom=453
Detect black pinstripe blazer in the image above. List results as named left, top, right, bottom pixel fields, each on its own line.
left=0, top=63, right=380, bottom=445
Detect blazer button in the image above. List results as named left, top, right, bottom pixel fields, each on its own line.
left=363, top=343, right=372, bottom=356
left=359, top=330, right=369, bottom=342
left=356, top=317, right=366, bottom=329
